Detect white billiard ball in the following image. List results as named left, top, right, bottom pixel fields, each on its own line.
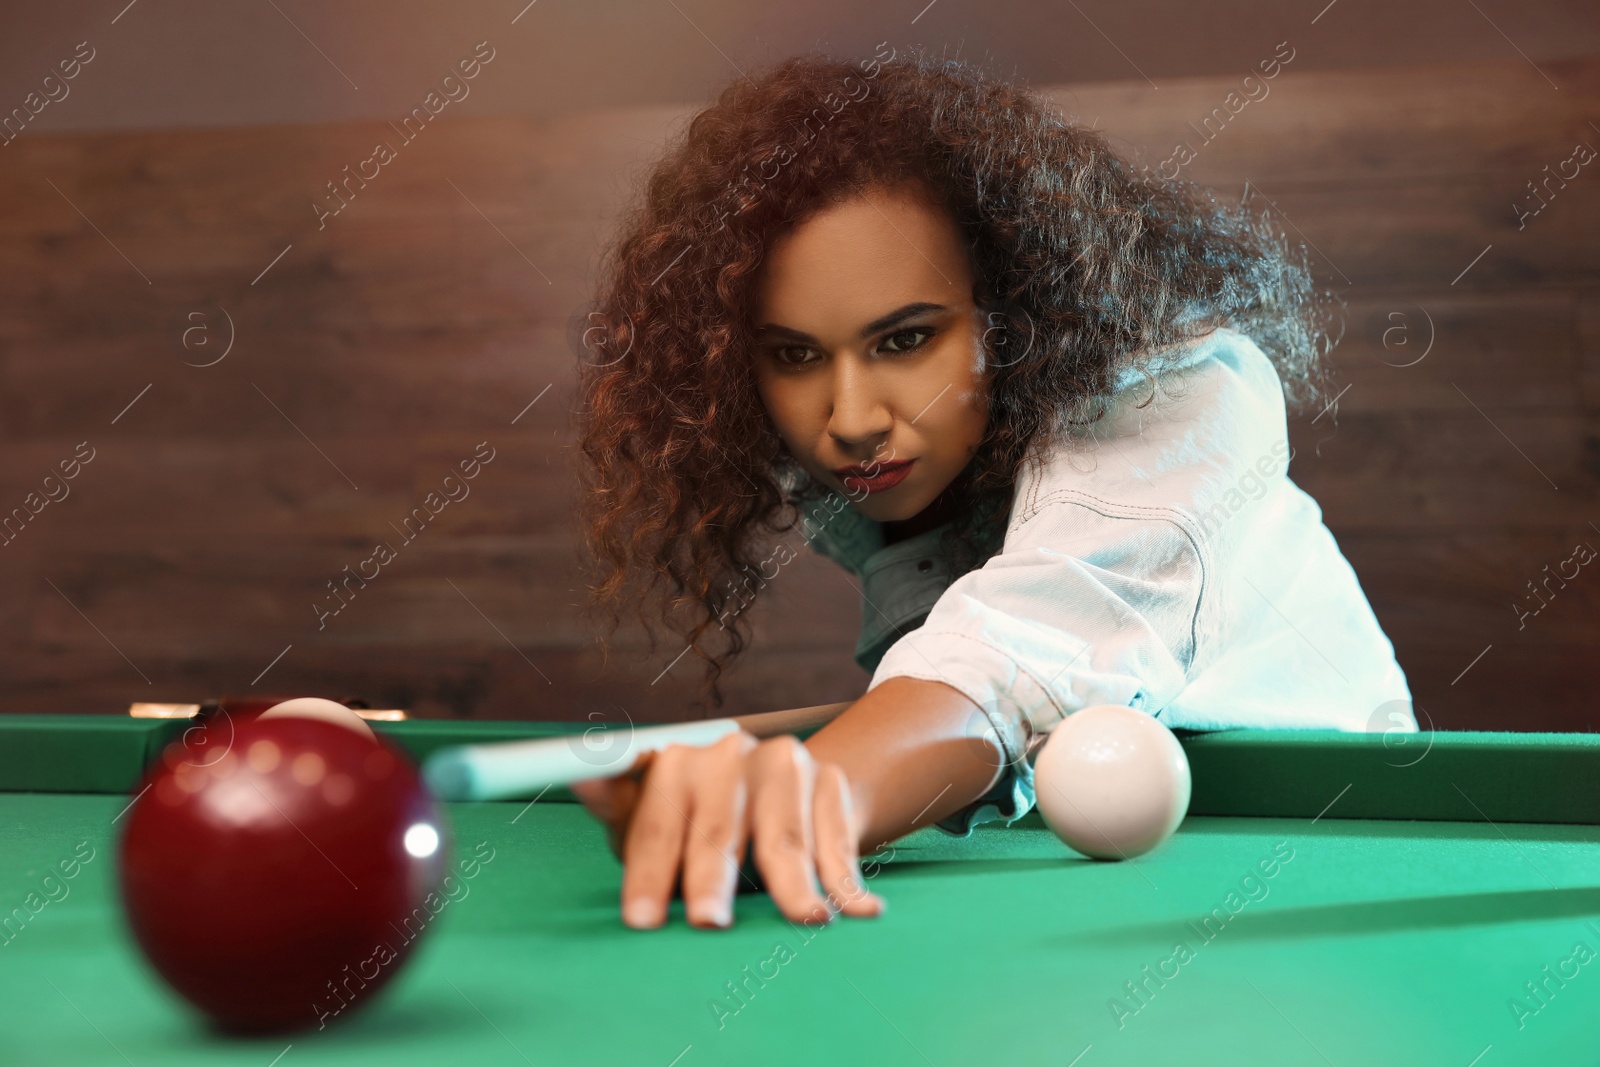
left=257, top=697, right=376, bottom=741
left=1033, top=704, right=1191, bottom=860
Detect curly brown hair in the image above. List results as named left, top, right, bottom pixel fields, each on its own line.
left=571, top=45, right=1338, bottom=712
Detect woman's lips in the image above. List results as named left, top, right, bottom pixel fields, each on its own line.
left=835, top=459, right=914, bottom=494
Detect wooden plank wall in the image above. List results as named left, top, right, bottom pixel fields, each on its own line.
left=0, top=56, right=1595, bottom=730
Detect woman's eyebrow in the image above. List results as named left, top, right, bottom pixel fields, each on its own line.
left=755, top=302, right=949, bottom=344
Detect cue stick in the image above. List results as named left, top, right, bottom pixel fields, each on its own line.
left=421, top=700, right=854, bottom=802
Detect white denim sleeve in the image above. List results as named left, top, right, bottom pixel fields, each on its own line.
left=865, top=495, right=1206, bottom=835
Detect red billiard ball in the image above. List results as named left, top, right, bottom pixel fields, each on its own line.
left=118, top=714, right=448, bottom=1033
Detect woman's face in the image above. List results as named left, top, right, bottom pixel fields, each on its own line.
left=751, top=183, right=990, bottom=524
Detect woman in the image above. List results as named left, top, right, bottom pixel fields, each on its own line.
left=570, top=47, right=1412, bottom=930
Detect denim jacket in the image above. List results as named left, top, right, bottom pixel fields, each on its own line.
left=794, top=327, right=1415, bottom=834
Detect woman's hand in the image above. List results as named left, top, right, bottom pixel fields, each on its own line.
left=570, top=730, right=885, bottom=930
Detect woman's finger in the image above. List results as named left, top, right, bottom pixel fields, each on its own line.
left=571, top=767, right=644, bottom=860
left=619, top=745, right=693, bottom=929
left=679, top=731, right=756, bottom=929
left=749, top=737, right=831, bottom=924
left=812, top=762, right=884, bottom=918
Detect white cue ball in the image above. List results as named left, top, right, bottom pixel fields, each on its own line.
left=1033, top=704, right=1191, bottom=860
left=257, top=697, right=377, bottom=741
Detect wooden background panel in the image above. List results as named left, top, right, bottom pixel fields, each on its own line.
left=0, top=119, right=603, bottom=237
left=1382, top=644, right=1600, bottom=734
left=23, top=436, right=578, bottom=547
left=1240, top=179, right=1600, bottom=291
left=1581, top=293, right=1600, bottom=406
left=1305, top=530, right=1600, bottom=733
left=1338, top=529, right=1600, bottom=733
left=0, top=223, right=598, bottom=341
left=0, top=327, right=574, bottom=443
left=0, top=639, right=869, bottom=723
left=1049, top=56, right=1600, bottom=186
left=1327, top=292, right=1580, bottom=413
left=0, top=55, right=1597, bottom=729
left=1340, top=532, right=1600, bottom=640
left=1288, top=412, right=1599, bottom=531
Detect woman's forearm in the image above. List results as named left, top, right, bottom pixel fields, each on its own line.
left=803, top=675, right=1025, bottom=851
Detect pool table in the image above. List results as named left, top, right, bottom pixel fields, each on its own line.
left=1, top=714, right=1597, bottom=1065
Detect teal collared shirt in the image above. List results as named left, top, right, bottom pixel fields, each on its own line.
left=791, top=490, right=1031, bottom=836
left=793, top=497, right=959, bottom=676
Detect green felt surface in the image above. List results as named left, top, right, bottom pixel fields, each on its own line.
left=2, top=794, right=1599, bottom=1065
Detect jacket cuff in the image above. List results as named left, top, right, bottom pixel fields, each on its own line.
left=933, top=755, right=1037, bottom=836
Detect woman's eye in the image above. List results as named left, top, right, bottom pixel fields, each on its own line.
left=879, top=327, right=934, bottom=354
left=774, top=345, right=815, bottom=366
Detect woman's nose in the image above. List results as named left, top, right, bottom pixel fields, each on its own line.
left=825, top=357, right=893, bottom=446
